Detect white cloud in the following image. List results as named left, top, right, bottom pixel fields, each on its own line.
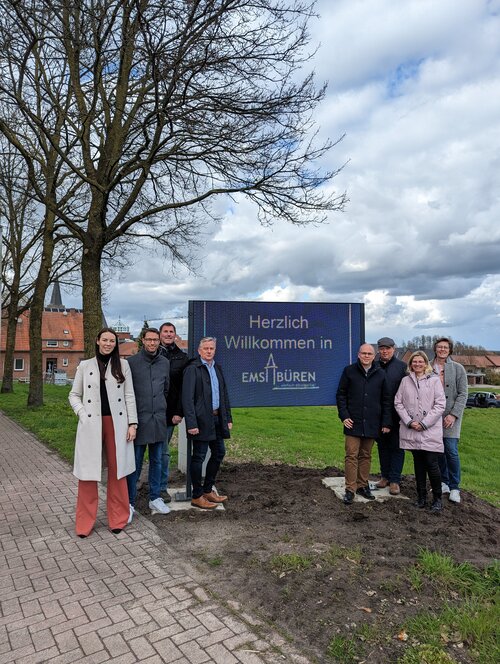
left=63, top=0, right=500, bottom=349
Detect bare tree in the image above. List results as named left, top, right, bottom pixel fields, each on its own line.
left=0, top=144, right=81, bottom=396
left=0, top=0, right=346, bottom=356
left=0, top=151, right=42, bottom=392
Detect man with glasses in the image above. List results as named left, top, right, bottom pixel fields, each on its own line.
left=182, top=337, right=232, bottom=509
left=127, top=328, right=170, bottom=517
left=336, top=344, right=392, bottom=505
left=432, top=338, right=468, bottom=504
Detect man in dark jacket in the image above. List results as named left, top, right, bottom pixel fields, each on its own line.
left=182, top=336, right=232, bottom=509
left=374, top=337, right=407, bottom=495
left=158, top=322, right=188, bottom=501
left=336, top=344, right=392, bottom=505
left=127, top=328, right=170, bottom=517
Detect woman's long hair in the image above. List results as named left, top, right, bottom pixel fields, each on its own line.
left=95, top=328, right=125, bottom=383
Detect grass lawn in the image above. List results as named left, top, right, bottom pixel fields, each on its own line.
left=0, top=383, right=499, bottom=505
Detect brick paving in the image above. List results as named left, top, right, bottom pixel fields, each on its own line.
left=0, top=412, right=311, bottom=664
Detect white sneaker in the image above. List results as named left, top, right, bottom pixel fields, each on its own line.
left=127, top=505, right=135, bottom=525
left=149, top=497, right=170, bottom=515
left=449, top=489, right=461, bottom=504
left=441, top=483, right=450, bottom=494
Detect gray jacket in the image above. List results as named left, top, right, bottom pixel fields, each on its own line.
left=127, top=349, right=170, bottom=445
left=436, top=357, right=468, bottom=438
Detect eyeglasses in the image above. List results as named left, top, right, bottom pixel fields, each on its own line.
left=144, top=338, right=160, bottom=343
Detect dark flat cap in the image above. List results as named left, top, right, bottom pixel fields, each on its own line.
left=377, top=337, right=395, bottom=347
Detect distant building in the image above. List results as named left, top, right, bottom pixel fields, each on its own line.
left=111, top=317, right=138, bottom=359
left=0, top=307, right=85, bottom=382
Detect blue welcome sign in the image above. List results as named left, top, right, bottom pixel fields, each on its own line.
left=188, top=301, right=365, bottom=407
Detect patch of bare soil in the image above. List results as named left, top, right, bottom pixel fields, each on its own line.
left=136, top=463, right=499, bottom=663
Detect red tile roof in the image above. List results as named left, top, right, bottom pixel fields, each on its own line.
left=1, top=309, right=85, bottom=351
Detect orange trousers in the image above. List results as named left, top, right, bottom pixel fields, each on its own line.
left=75, top=416, right=130, bottom=536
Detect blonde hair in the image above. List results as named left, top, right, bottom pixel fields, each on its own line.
left=407, top=350, right=433, bottom=375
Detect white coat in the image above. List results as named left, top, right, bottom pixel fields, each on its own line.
left=69, top=358, right=138, bottom=481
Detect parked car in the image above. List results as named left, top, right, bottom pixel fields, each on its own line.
left=466, top=392, right=500, bottom=408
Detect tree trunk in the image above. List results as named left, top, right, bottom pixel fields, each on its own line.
left=27, top=215, right=55, bottom=408
left=81, top=245, right=104, bottom=358
left=0, top=287, right=21, bottom=393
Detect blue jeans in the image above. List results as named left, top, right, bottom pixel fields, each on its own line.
left=127, top=441, right=163, bottom=506
left=438, top=437, right=461, bottom=490
left=376, top=429, right=405, bottom=484
left=160, top=426, right=175, bottom=492
left=190, top=417, right=226, bottom=499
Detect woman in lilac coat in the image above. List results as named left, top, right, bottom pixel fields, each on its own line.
left=394, top=351, right=446, bottom=512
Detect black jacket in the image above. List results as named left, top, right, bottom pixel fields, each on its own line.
left=377, top=355, right=407, bottom=425
left=336, top=360, right=392, bottom=438
left=159, top=343, right=189, bottom=423
left=182, top=357, right=232, bottom=441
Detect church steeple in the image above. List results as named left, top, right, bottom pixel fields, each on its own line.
left=46, top=280, right=63, bottom=309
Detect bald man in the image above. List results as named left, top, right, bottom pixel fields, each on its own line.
left=336, top=344, right=392, bottom=505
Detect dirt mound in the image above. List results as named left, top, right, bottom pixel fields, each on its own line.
left=137, top=463, right=499, bottom=662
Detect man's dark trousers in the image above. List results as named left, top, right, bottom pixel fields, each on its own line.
left=377, top=428, right=405, bottom=484
left=190, top=416, right=226, bottom=499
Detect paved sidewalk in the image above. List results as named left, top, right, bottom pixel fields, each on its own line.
left=0, top=412, right=310, bottom=664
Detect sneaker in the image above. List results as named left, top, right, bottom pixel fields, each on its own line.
left=449, top=489, right=461, bottom=504
left=441, top=483, right=450, bottom=494
left=149, top=498, right=170, bottom=515
left=127, top=505, right=135, bottom=524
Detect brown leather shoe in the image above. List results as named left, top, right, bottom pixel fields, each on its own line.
left=375, top=478, right=389, bottom=489
left=203, top=491, right=228, bottom=503
left=191, top=496, right=218, bottom=509
left=389, top=483, right=400, bottom=495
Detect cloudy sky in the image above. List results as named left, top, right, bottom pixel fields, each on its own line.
left=63, top=0, right=500, bottom=348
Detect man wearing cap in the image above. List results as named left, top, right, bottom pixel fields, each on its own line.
left=374, top=337, right=407, bottom=495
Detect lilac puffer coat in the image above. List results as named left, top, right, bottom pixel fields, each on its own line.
left=394, top=372, right=446, bottom=452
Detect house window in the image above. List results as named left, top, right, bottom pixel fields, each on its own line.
left=46, top=340, right=58, bottom=347
left=14, top=358, right=24, bottom=371
left=63, top=329, right=69, bottom=334
left=62, top=358, right=69, bottom=367
left=63, top=340, right=70, bottom=347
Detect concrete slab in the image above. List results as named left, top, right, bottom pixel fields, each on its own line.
left=167, top=487, right=225, bottom=512
left=322, top=477, right=410, bottom=502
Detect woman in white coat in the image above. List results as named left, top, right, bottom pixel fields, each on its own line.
left=69, top=328, right=138, bottom=537
left=394, top=351, right=446, bottom=512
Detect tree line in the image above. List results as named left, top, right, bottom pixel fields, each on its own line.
left=402, top=335, right=489, bottom=355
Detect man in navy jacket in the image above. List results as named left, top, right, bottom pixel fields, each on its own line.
left=336, top=344, right=392, bottom=505
left=182, top=337, right=232, bottom=509
left=374, top=337, right=407, bottom=495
